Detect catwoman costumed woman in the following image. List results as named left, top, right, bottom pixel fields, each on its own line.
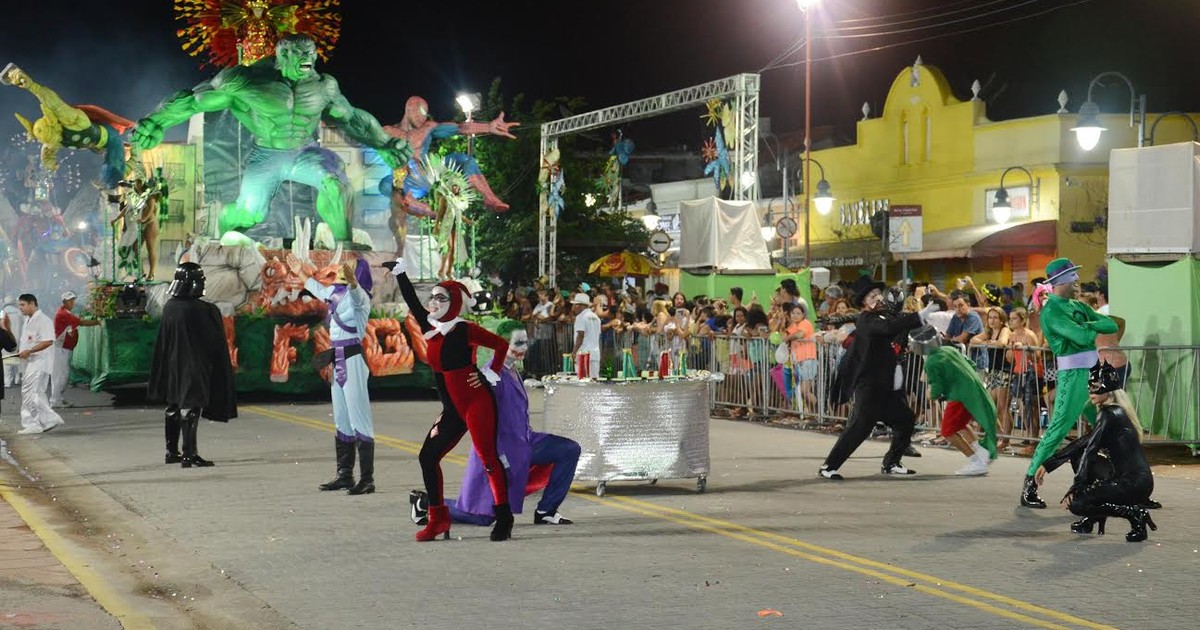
left=1035, top=361, right=1157, bottom=542
left=385, top=258, right=513, bottom=542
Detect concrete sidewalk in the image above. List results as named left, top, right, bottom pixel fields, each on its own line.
left=2, top=382, right=1199, bottom=629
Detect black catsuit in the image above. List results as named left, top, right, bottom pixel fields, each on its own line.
left=1043, top=403, right=1153, bottom=514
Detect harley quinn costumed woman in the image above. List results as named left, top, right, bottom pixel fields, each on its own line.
left=386, top=258, right=513, bottom=542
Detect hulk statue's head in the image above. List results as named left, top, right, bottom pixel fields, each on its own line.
left=275, top=35, right=318, bottom=82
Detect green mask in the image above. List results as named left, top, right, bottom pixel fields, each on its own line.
left=275, top=36, right=318, bottom=82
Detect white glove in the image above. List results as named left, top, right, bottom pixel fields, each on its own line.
left=390, top=257, right=407, bottom=276
left=479, top=366, right=501, bottom=386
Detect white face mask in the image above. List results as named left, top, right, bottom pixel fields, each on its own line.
left=428, top=287, right=452, bottom=320
left=508, top=331, right=529, bottom=362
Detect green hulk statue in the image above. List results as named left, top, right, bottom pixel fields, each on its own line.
left=132, top=35, right=412, bottom=245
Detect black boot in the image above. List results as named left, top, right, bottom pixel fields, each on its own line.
left=1103, top=503, right=1157, bottom=542
left=1020, top=475, right=1045, bottom=508
left=347, top=441, right=375, bottom=495
left=164, top=408, right=182, bottom=464
left=491, top=503, right=514, bottom=541
left=319, top=438, right=356, bottom=491
left=1070, top=516, right=1106, bottom=534
left=180, top=410, right=214, bottom=468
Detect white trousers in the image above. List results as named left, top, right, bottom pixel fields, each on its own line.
left=330, top=355, right=374, bottom=440
left=3, top=361, right=19, bottom=387
left=49, top=347, right=72, bottom=405
left=21, top=370, right=64, bottom=432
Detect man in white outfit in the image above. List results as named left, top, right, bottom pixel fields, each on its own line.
left=571, top=293, right=601, bottom=379
left=2, top=295, right=23, bottom=387
left=17, top=294, right=64, bottom=434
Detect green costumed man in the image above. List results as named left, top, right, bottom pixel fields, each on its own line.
left=909, top=326, right=998, bottom=476
left=1020, top=257, right=1117, bottom=508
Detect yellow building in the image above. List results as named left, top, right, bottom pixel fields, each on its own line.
left=790, top=59, right=1200, bottom=289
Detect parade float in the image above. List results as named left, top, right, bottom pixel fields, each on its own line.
left=3, top=0, right=515, bottom=394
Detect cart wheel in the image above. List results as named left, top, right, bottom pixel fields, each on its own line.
left=649, top=478, right=658, bottom=485
left=696, top=476, right=707, bottom=493
left=596, top=482, right=607, bottom=497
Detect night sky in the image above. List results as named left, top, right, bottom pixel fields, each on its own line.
left=1, top=0, right=1197, bottom=150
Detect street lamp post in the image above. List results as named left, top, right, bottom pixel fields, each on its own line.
left=797, top=0, right=820, bottom=267
left=456, top=92, right=482, bottom=154
left=1147, top=111, right=1200, bottom=146
left=797, top=155, right=834, bottom=265
left=1072, top=72, right=1145, bottom=151
left=991, top=166, right=1035, bottom=225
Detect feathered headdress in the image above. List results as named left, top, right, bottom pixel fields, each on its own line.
left=174, top=0, right=342, bottom=68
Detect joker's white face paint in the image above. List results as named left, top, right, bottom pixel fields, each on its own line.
left=428, top=286, right=452, bottom=320
left=507, top=330, right=529, bottom=362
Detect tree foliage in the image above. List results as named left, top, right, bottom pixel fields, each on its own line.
left=436, top=79, right=648, bottom=289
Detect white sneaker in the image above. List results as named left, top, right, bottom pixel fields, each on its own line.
left=955, top=456, right=989, bottom=476
left=881, top=463, right=917, bottom=475
left=818, top=465, right=844, bottom=480
left=17, top=427, right=43, bottom=435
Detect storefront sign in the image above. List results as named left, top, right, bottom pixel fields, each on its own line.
left=985, top=186, right=1031, bottom=223
left=810, top=256, right=866, bottom=268
left=839, top=198, right=890, bottom=228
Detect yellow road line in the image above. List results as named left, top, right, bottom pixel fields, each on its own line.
left=247, top=405, right=1112, bottom=630
left=0, top=485, right=155, bottom=630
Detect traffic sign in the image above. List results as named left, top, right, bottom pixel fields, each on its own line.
left=775, top=216, right=798, bottom=239
left=649, top=230, right=672, bottom=253
left=888, top=205, right=923, bottom=253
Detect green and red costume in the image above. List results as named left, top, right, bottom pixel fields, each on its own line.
left=924, top=346, right=998, bottom=459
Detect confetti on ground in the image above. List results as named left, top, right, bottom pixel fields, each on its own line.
left=757, top=609, right=783, bottom=617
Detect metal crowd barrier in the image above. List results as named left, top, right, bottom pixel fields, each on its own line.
left=517, top=320, right=1200, bottom=449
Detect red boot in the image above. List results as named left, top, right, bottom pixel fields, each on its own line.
left=467, top=174, right=510, bottom=212
left=415, top=505, right=451, bottom=542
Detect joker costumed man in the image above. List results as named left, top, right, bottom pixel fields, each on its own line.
left=411, top=324, right=581, bottom=527
left=818, top=277, right=927, bottom=479
left=386, top=258, right=514, bottom=542
left=286, top=254, right=377, bottom=496
left=148, top=264, right=237, bottom=466
left=1020, top=258, right=1117, bottom=508
left=909, top=326, right=998, bottom=476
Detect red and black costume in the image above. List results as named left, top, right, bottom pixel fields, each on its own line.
left=391, top=265, right=513, bottom=542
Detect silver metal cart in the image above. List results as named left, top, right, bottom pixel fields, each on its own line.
left=542, top=377, right=713, bottom=496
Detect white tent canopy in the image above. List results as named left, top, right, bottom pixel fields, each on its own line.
left=678, top=197, right=772, bottom=272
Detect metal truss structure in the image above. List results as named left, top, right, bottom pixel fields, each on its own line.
left=538, top=73, right=760, bottom=286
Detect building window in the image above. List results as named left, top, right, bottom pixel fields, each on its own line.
left=924, top=113, right=932, bottom=162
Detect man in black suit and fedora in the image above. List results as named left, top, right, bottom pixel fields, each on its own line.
left=818, top=275, right=926, bottom=479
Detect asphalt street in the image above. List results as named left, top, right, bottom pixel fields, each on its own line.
left=1, top=384, right=1198, bottom=629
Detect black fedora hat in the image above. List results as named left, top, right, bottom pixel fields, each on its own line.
left=849, top=275, right=887, bottom=308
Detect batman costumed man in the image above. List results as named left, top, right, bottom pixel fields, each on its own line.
left=148, top=263, right=237, bottom=467
left=819, top=276, right=928, bottom=479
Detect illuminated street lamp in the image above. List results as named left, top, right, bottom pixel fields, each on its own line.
left=1072, top=72, right=1145, bottom=151
left=456, top=92, right=482, bottom=154
left=992, top=166, right=1034, bottom=225
left=799, top=156, right=834, bottom=215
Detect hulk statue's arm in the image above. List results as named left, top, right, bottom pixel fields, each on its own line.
left=132, top=73, right=238, bottom=150
left=322, top=77, right=412, bottom=170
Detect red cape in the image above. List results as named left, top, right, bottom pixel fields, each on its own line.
left=76, top=104, right=135, bottom=135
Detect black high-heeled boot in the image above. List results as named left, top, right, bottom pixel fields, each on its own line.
left=490, top=503, right=514, bottom=542
left=1070, top=516, right=1106, bottom=534
left=1103, top=503, right=1157, bottom=542
left=347, top=441, right=375, bottom=495
left=1020, top=475, right=1046, bottom=508
left=319, top=438, right=355, bottom=491
left=164, top=408, right=182, bottom=464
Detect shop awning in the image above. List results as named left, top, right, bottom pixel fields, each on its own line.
left=898, top=220, right=1057, bottom=261
left=772, top=238, right=880, bottom=268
